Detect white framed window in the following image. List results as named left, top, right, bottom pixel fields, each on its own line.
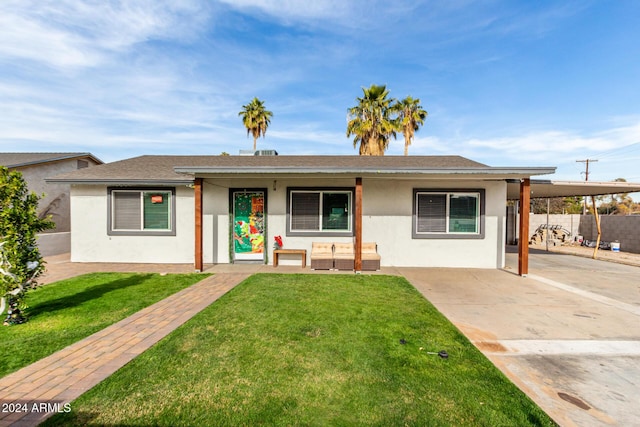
left=413, top=190, right=484, bottom=239
left=287, top=188, right=353, bottom=236
left=108, top=187, right=175, bottom=236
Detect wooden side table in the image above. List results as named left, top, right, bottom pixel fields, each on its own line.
left=273, top=249, right=307, bottom=267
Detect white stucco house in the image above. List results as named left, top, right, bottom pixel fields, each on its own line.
left=48, top=154, right=557, bottom=272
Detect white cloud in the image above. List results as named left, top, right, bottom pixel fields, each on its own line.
left=217, top=0, right=352, bottom=21
left=396, top=120, right=640, bottom=174
left=0, top=0, right=211, bottom=69
left=464, top=122, right=640, bottom=162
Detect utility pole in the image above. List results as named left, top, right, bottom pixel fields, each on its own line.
left=576, top=159, right=598, bottom=214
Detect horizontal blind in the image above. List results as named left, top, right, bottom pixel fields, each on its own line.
left=291, top=192, right=320, bottom=230
left=113, top=192, right=141, bottom=230
left=417, top=193, right=446, bottom=233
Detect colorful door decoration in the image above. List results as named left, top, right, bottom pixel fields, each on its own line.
left=232, top=191, right=265, bottom=261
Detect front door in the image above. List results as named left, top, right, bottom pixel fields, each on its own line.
left=231, top=189, right=266, bottom=262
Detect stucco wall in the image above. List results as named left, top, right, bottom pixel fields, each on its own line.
left=201, top=176, right=506, bottom=268
left=37, top=232, right=70, bottom=256
left=16, top=157, right=101, bottom=233
left=70, top=184, right=195, bottom=263
left=70, top=177, right=507, bottom=268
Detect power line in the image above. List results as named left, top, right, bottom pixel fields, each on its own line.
left=595, top=141, right=640, bottom=160
left=576, top=159, right=598, bottom=181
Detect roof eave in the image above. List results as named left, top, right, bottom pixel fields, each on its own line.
left=173, top=166, right=557, bottom=177
left=45, top=178, right=193, bottom=185
left=9, top=153, right=104, bottom=168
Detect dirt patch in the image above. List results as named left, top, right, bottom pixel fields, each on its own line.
left=455, top=322, right=498, bottom=342
left=475, top=341, right=508, bottom=352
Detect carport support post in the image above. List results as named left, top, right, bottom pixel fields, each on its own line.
left=355, top=177, right=362, bottom=272
left=194, top=178, right=203, bottom=272
left=591, top=196, right=602, bottom=259
left=518, top=178, right=530, bottom=276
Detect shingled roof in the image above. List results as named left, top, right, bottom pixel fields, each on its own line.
left=47, top=154, right=556, bottom=184
left=0, top=152, right=103, bottom=168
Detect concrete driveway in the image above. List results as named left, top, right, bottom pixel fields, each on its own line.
left=400, top=248, right=640, bottom=427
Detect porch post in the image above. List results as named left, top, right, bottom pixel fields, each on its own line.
left=355, top=177, right=362, bottom=272
left=194, top=178, right=203, bottom=272
left=518, top=178, right=530, bottom=276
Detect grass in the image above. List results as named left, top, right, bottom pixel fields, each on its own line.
left=0, top=272, right=209, bottom=378
left=45, top=274, right=556, bottom=426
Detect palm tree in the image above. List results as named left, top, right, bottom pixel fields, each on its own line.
left=395, top=96, right=427, bottom=156
left=238, top=97, right=273, bottom=152
left=346, top=85, right=398, bottom=156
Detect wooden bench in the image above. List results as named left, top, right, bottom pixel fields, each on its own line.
left=273, top=249, right=307, bottom=267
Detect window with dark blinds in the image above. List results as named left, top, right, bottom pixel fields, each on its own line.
left=287, top=188, right=353, bottom=236
left=109, top=188, right=175, bottom=236
left=413, top=190, right=483, bottom=239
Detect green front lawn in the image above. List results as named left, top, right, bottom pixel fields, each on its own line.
left=0, top=272, right=209, bottom=378
left=46, top=274, right=555, bottom=426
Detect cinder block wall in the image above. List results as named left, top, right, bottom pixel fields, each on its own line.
left=529, top=214, right=581, bottom=241
left=579, top=215, right=640, bottom=254
left=527, top=214, right=640, bottom=254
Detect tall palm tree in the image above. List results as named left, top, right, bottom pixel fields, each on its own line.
left=346, top=85, right=398, bottom=156
left=238, top=97, right=273, bottom=151
left=395, top=96, right=427, bottom=156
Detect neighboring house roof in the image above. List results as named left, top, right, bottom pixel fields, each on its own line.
left=0, top=152, right=103, bottom=168
left=507, top=179, right=640, bottom=200
left=46, top=155, right=556, bottom=185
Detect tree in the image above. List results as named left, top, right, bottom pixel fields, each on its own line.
left=394, top=96, right=428, bottom=156
left=238, top=97, right=273, bottom=152
left=347, top=84, right=398, bottom=156
left=595, top=178, right=638, bottom=215
left=1, top=167, right=53, bottom=325
left=531, top=197, right=584, bottom=214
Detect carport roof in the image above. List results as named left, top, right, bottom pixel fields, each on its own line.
left=507, top=179, right=640, bottom=200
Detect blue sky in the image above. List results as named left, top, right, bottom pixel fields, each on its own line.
left=1, top=0, right=640, bottom=182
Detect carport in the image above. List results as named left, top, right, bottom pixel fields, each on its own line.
left=508, top=179, right=640, bottom=276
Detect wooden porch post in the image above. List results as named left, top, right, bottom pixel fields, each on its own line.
left=355, top=177, right=362, bottom=272
left=518, top=178, right=530, bottom=276
left=194, top=178, right=203, bottom=272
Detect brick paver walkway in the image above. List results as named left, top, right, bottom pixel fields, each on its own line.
left=0, top=273, right=248, bottom=427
